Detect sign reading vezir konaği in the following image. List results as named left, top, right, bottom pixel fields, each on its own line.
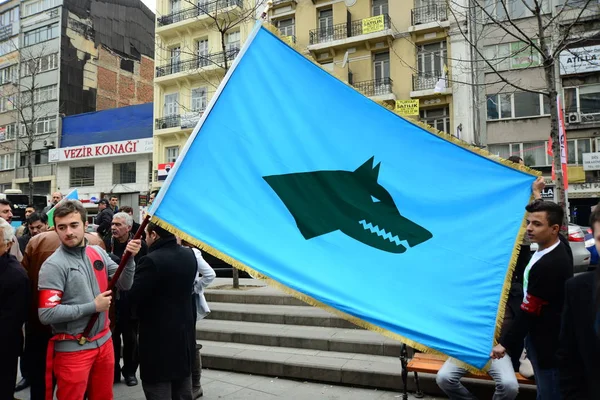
left=49, top=138, right=153, bottom=162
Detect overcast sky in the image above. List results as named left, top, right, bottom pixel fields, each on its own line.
left=141, top=0, right=156, bottom=13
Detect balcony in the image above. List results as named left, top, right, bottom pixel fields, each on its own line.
left=272, top=0, right=297, bottom=7
left=157, top=0, right=243, bottom=32
left=308, top=14, right=393, bottom=52
left=155, top=115, right=181, bottom=130
left=155, top=48, right=239, bottom=81
left=15, top=164, right=56, bottom=179
left=157, top=0, right=243, bottom=26
left=565, top=110, right=600, bottom=130
left=353, top=78, right=395, bottom=101
left=411, top=72, right=451, bottom=96
left=409, top=3, right=449, bottom=33
left=556, top=1, right=600, bottom=25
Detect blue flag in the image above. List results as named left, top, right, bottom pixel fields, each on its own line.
left=151, top=23, right=536, bottom=369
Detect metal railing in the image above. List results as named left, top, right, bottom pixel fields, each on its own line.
left=309, top=14, right=391, bottom=45
left=411, top=3, right=448, bottom=26
left=158, top=0, right=243, bottom=27
left=412, top=72, right=448, bottom=91
left=69, top=177, right=94, bottom=187
left=155, top=115, right=181, bottom=130
left=16, top=164, right=56, bottom=179
left=272, top=0, right=297, bottom=5
left=156, top=48, right=240, bottom=77
left=353, top=78, right=393, bottom=97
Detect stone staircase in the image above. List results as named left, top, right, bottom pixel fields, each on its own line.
left=197, top=279, right=536, bottom=398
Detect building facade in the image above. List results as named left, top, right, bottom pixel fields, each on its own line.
left=52, top=103, right=153, bottom=221
left=0, top=0, right=154, bottom=198
left=480, top=0, right=600, bottom=225
left=151, top=0, right=474, bottom=188
left=0, top=0, right=20, bottom=192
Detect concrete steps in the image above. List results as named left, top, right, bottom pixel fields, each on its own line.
left=199, top=279, right=535, bottom=398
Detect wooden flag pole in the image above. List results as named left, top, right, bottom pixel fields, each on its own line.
left=79, top=214, right=151, bottom=345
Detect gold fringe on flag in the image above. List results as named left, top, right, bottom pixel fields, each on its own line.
left=152, top=22, right=540, bottom=374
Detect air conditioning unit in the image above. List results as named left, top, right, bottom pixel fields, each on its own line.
left=43, top=140, right=55, bottom=148
left=567, top=112, right=581, bottom=124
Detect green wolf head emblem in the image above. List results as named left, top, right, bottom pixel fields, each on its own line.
left=263, top=157, right=432, bottom=253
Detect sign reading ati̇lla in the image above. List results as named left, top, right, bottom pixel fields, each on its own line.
left=395, top=100, right=419, bottom=116
left=49, top=138, right=153, bottom=162
left=362, top=15, right=386, bottom=34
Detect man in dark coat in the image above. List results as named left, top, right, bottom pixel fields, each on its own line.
left=95, top=199, right=114, bottom=238
left=0, top=217, right=29, bottom=399
left=557, top=207, right=600, bottom=400
left=129, top=222, right=197, bottom=400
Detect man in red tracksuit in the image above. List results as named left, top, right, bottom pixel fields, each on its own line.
left=37, top=201, right=141, bottom=400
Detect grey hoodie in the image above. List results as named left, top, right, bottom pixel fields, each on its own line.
left=38, top=240, right=135, bottom=352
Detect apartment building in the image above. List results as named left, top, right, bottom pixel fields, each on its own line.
left=482, top=0, right=600, bottom=225
left=151, top=0, right=475, bottom=188
left=0, top=0, right=154, bottom=197
left=0, top=0, right=20, bottom=192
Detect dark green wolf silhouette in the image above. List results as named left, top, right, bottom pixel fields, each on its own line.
left=263, top=157, right=432, bottom=253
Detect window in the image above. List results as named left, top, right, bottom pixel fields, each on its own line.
left=170, top=46, right=181, bottom=73
left=113, top=162, right=136, bottom=184
left=23, top=24, right=59, bottom=47
left=170, top=0, right=181, bottom=13
left=33, top=85, right=57, bottom=103
left=484, top=41, right=541, bottom=71
left=20, top=149, right=48, bottom=166
left=483, top=0, right=548, bottom=21
left=0, top=64, right=16, bottom=85
left=197, top=39, right=208, bottom=67
left=0, top=7, right=19, bottom=26
left=318, top=9, right=333, bottom=40
left=417, top=41, right=446, bottom=76
left=191, top=87, right=207, bottom=112
left=567, top=138, right=591, bottom=165
left=0, top=38, right=18, bottom=57
left=0, top=96, right=12, bottom=112
left=486, top=92, right=549, bottom=120
left=19, top=116, right=57, bottom=136
left=564, top=84, right=600, bottom=116
left=70, top=166, right=94, bottom=187
left=373, top=52, right=390, bottom=81
left=0, top=123, right=17, bottom=140
left=226, top=31, right=240, bottom=51
left=0, top=154, right=15, bottom=171
left=523, top=141, right=550, bottom=167
left=372, top=0, right=388, bottom=16
left=164, top=93, right=179, bottom=116
left=277, top=18, right=295, bottom=37
left=23, top=0, right=61, bottom=17
left=21, top=53, right=58, bottom=76
left=166, top=146, right=179, bottom=163
left=420, top=107, right=450, bottom=134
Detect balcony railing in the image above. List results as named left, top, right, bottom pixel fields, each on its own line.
left=157, top=0, right=243, bottom=27
left=272, top=0, right=297, bottom=6
left=309, top=14, right=391, bottom=45
left=353, top=78, right=393, bottom=97
left=155, top=115, right=181, bottom=130
left=412, top=72, right=448, bottom=92
left=156, top=48, right=240, bottom=77
left=15, top=164, right=56, bottom=179
left=411, top=3, right=448, bottom=26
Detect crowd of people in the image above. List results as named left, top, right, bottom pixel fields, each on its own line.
left=0, top=191, right=215, bottom=400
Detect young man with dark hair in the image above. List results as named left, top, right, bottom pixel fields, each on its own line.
left=110, top=196, right=119, bottom=213
left=129, top=222, right=198, bottom=400
left=38, top=200, right=141, bottom=400
left=19, top=212, right=48, bottom=253
left=491, top=200, right=573, bottom=399
left=557, top=209, right=600, bottom=399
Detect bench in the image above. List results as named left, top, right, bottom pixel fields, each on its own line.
left=399, top=344, right=535, bottom=400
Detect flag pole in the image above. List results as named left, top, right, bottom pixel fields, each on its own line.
left=78, top=214, right=151, bottom=345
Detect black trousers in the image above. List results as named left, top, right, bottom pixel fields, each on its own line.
left=142, top=376, right=192, bottom=400
left=0, top=341, right=19, bottom=400
left=23, top=328, right=53, bottom=400
left=112, top=302, right=139, bottom=378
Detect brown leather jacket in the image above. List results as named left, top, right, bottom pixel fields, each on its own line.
left=22, top=231, right=105, bottom=333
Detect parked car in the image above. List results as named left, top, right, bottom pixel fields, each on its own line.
left=530, top=224, right=590, bottom=273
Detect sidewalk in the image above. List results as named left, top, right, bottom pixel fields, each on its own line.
left=16, top=368, right=441, bottom=399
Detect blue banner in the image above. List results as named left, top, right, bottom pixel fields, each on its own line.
left=151, top=24, right=536, bottom=369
